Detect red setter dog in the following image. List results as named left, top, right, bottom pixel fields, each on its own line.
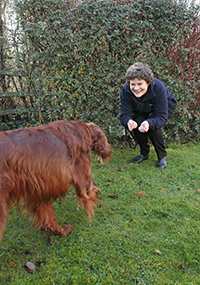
left=0, top=120, right=111, bottom=243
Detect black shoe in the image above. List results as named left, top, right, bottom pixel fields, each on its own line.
left=156, top=156, right=167, bottom=169
left=131, top=154, right=149, bottom=163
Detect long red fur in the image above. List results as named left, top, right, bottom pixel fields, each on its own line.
left=0, top=120, right=111, bottom=243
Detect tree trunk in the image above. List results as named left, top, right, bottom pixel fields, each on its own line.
left=0, top=16, right=6, bottom=92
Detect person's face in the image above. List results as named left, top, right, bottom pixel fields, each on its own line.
left=129, top=78, right=149, bottom=98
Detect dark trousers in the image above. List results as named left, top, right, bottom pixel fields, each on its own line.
left=132, top=114, right=167, bottom=160
left=132, top=128, right=167, bottom=160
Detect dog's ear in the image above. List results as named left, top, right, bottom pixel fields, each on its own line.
left=86, top=123, right=111, bottom=160
left=86, top=122, right=103, bottom=144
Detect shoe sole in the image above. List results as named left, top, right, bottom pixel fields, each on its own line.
left=156, top=164, right=167, bottom=169
left=131, top=157, right=149, bottom=163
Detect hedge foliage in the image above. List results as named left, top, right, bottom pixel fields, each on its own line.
left=5, top=0, right=200, bottom=141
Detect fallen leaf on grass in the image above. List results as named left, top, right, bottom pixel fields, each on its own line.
left=160, top=202, right=165, bottom=209
left=178, top=263, right=185, bottom=269
left=20, top=250, right=31, bottom=255
left=9, top=261, right=14, bottom=267
left=26, top=261, right=36, bottom=272
left=141, top=238, right=147, bottom=242
left=88, top=264, right=93, bottom=269
left=134, top=191, right=144, bottom=195
left=110, top=212, right=114, bottom=215
left=107, top=194, right=118, bottom=198
left=155, top=249, right=161, bottom=254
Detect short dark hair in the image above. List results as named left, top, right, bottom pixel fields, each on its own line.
left=125, top=62, right=154, bottom=85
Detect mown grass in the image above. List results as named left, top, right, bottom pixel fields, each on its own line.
left=0, top=141, right=200, bottom=285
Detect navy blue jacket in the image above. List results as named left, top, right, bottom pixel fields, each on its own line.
left=120, top=78, right=175, bottom=130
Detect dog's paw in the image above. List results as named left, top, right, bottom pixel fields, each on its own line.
left=62, top=225, right=73, bottom=236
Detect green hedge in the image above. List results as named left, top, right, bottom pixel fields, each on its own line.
left=4, top=0, right=199, bottom=142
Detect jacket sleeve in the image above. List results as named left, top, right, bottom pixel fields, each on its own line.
left=120, top=84, right=135, bottom=128
left=146, top=80, right=168, bottom=129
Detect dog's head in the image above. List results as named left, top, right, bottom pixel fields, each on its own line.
left=86, top=123, right=112, bottom=161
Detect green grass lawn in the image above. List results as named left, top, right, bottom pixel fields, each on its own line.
left=0, top=141, right=200, bottom=285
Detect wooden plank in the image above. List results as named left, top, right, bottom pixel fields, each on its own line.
left=0, top=70, right=22, bottom=76
left=0, top=108, right=36, bottom=116
left=0, top=92, right=34, bottom=98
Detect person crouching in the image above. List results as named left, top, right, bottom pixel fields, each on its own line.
left=120, top=62, right=177, bottom=169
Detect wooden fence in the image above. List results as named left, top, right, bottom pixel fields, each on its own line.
left=0, top=91, right=35, bottom=123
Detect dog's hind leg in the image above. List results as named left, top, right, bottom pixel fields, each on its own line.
left=32, top=201, right=73, bottom=237
left=0, top=196, right=8, bottom=244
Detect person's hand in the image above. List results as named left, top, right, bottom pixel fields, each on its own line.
left=127, top=119, right=138, bottom=131
left=138, top=121, right=149, bottom=133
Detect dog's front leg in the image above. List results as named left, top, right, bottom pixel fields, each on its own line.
left=74, top=180, right=100, bottom=219
left=32, top=201, right=73, bottom=237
